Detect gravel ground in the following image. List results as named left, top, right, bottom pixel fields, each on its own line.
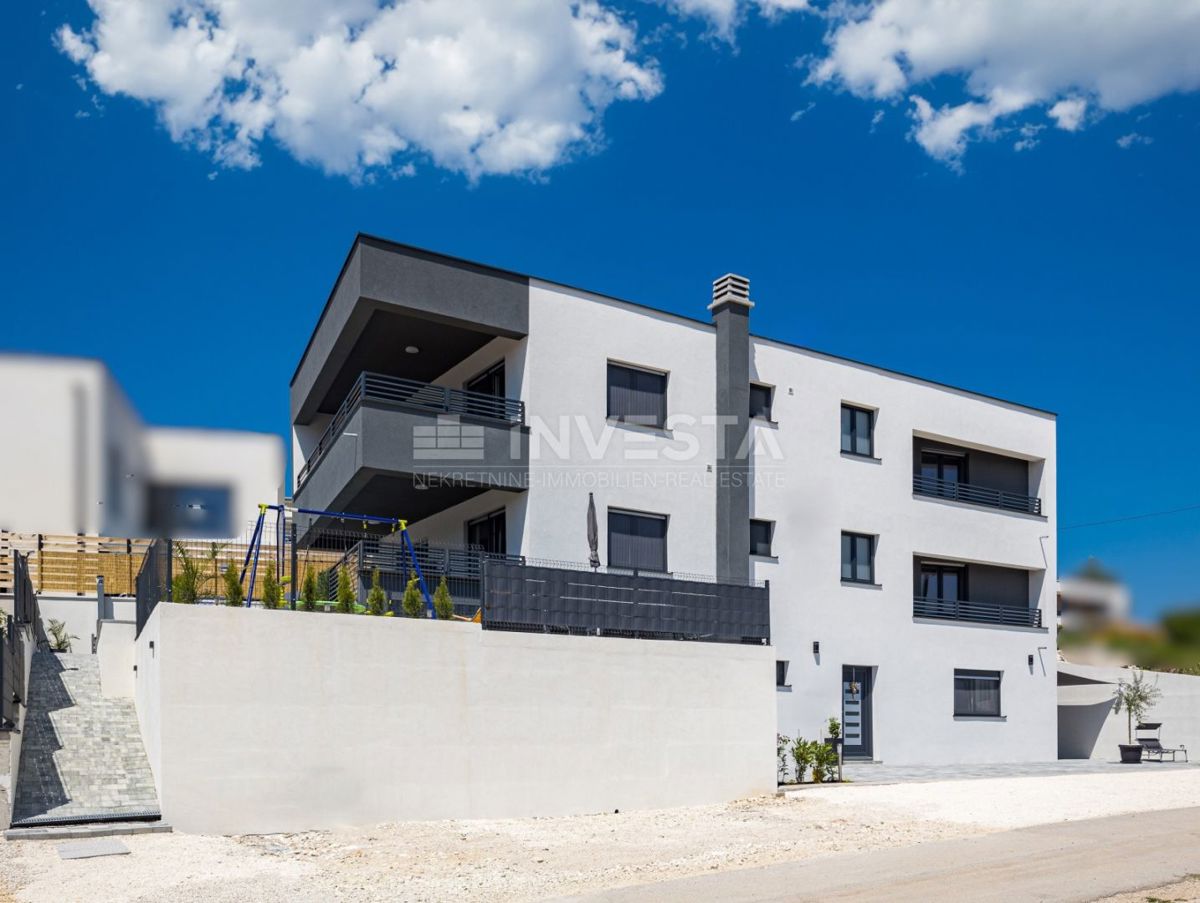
left=0, top=795, right=973, bottom=902
left=3, top=770, right=1198, bottom=902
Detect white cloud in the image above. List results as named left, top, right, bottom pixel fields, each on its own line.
left=806, top=0, right=1200, bottom=164
left=1048, top=97, right=1087, bottom=132
left=58, top=0, right=663, bottom=180
left=663, top=0, right=809, bottom=40
left=1116, top=132, right=1153, bottom=149
left=789, top=101, right=816, bottom=121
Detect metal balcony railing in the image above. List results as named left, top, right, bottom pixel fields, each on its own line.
left=297, top=372, right=525, bottom=490
left=913, top=595, right=1042, bottom=628
left=913, top=474, right=1042, bottom=516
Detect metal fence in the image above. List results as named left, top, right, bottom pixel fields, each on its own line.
left=912, top=474, right=1042, bottom=516
left=481, top=559, right=771, bottom=644
left=2, top=552, right=36, bottom=729
left=135, top=540, right=170, bottom=636
left=913, top=595, right=1043, bottom=628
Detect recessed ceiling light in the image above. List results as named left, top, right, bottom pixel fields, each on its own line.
left=405, top=345, right=419, bottom=354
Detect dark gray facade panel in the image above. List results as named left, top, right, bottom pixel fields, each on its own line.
left=292, top=237, right=529, bottom=424
left=968, top=563, right=1031, bottom=607
left=713, top=302, right=751, bottom=583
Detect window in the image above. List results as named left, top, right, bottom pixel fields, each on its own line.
left=841, top=532, right=876, bottom=584
left=465, top=361, right=505, bottom=398
left=954, top=669, right=1001, bottom=717
left=920, top=450, right=965, bottom=484
left=749, top=383, right=773, bottom=420
left=607, top=363, right=667, bottom=428
left=608, top=509, right=668, bottom=572
left=776, top=660, right=790, bottom=688
left=750, top=519, right=774, bottom=557
left=466, top=509, right=507, bottom=555
left=918, top=563, right=966, bottom=602
left=841, top=405, right=875, bottom=457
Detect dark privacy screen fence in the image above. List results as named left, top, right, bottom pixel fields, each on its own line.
left=481, top=559, right=770, bottom=645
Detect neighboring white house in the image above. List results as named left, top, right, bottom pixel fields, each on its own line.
left=0, top=353, right=284, bottom=538
left=289, top=235, right=1058, bottom=766
left=1058, top=573, right=1132, bottom=631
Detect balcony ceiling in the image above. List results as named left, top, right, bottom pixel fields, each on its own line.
left=317, top=309, right=498, bottom=416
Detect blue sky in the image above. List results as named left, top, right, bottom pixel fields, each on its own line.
left=4, top=1, right=1199, bottom=619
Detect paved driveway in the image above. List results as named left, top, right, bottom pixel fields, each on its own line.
left=838, top=758, right=1194, bottom=785
left=562, top=807, right=1200, bottom=902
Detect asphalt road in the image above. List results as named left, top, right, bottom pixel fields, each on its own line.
left=563, top=807, right=1200, bottom=902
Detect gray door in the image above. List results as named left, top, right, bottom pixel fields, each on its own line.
left=842, top=666, right=874, bottom=759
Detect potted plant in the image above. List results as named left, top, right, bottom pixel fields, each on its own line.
left=1114, top=669, right=1162, bottom=764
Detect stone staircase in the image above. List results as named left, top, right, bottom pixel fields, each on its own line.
left=10, top=652, right=160, bottom=827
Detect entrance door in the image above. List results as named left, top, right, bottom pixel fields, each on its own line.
left=466, top=508, right=506, bottom=555
left=842, top=666, right=874, bottom=760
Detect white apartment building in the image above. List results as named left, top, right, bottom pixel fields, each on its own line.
left=291, top=235, right=1057, bottom=765
left=0, top=353, right=284, bottom=538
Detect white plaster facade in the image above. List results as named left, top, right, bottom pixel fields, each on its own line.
left=290, top=248, right=1059, bottom=768
left=0, top=353, right=284, bottom=538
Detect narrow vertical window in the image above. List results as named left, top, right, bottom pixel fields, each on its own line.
left=750, top=519, right=774, bottom=557
left=841, top=404, right=875, bottom=457
left=841, top=532, right=876, bottom=584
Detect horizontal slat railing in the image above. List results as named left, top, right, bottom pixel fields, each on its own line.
left=913, top=474, right=1041, bottom=515
left=913, top=596, right=1042, bottom=628
left=296, top=372, right=525, bottom=490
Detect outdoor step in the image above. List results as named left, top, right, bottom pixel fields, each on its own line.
left=10, top=652, right=160, bottom=828
left=5, top=821, right=172, bottom=842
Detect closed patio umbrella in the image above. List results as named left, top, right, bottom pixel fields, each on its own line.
left=587, top=492, right=600, bottom=569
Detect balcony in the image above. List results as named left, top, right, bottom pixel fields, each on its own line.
left=912, top=474, right=1042, bottom=516
left=297, top=372, right=524, bottom=490
left=293, top=371, right=529, bottom=530
left=913, top=595, right=1042, bottom=628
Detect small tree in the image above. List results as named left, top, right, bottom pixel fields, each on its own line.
left=172, top=544, right=203, bottom=604
left=792, top=737, right=816, bottom=783
left=301, top=567, right=317, bottom=612
left=826, top=717, right=842, bottom=740
left=433, top=576, right=454, bottom=620
left=1114, top=669, right=1163, bottom=744
left=223, top=563, right=244, bottom=607
left=261, top=562, right=281, bottom=610
left=401, top=575, right=425, bottom=618
left=367, top=568, right=387, bottom=616
left=336, top=565, right=356, bottom=614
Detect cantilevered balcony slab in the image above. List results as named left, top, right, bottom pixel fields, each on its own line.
left=294, top=373, right=528, bottom=527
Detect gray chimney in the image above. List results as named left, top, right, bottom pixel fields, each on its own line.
left=711, top=273, right=752, bottom=584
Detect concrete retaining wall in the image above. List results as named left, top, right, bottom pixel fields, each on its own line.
left=97, top=620, right=137, bottom=698
left=134, top=603, right=776, bottom=834
left=1059, top=664, right=1200, bottom=760
left=0, top=593, right=135, bottom=655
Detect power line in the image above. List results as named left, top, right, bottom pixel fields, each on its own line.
left=1060, top=502, right=1200, bottom=531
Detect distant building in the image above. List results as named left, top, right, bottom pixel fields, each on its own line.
left=0, top=353, right=283, bottom=538
left=1057, top=568, right=1132, bottom=631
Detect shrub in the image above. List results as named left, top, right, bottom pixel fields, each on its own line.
left=336, top=565, right=356, bottom=614
left=223, top=563, right=244, bottom=607
left=433, top=576, right=454, bottom=620
left=261, top=562, right=281, bottom=610
left=301, top=567, right=317, bottom=612
left=47, top=618, right=78, bottom=652
left=367, top=568, right=387, bottom=616
left=791, top=737, right=816, bottom=783
left=401, top=575, right=425, bottom=618
left=776, top=733, right=793, bottom=784
left=171, top=545, right=203, bottom=604
left=811, top=742, right=839, bottom=783
left=827, top=717, right=842, bottom=740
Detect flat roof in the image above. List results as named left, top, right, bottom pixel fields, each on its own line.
left=293, top=233, right=1056, bottom=418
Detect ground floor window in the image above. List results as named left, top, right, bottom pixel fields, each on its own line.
left=608, top=509, right=668, bottom=573
left=954, top=669, right=1001, bottom=717
left=776, top=660, right=790, bottom=688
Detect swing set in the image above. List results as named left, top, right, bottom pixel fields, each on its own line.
left=239, top=503, right=437, bottom=618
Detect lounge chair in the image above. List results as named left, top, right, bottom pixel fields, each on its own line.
left=1136, top=723, right=1188, bottom=763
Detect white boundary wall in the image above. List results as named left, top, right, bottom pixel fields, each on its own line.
left=134, top=604, right=776, bottom=834
left=1059, top=663, right=1200, bottom=760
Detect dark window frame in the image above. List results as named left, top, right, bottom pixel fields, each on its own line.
left=917, top=562, right=967, bottom=602
left=954, top=669, right=1002, bottom=717
left=776, top=660, right=790, bottom=689
left=465, top=359, right=506, bottom=398
left=607, top=508, right=669, bottom=573
left=920, top=449, right=968, bottom=483
left=750, top=519, right=775, bottom=557
left=465, top=508, right=507, bottom=556
left=841, top=531, right=877, bottom=585
left=607, top=361, right=668, bottom=429
left=841, top=404, right=876, bottom=458
left=749, top=383, right=774, bottom=421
